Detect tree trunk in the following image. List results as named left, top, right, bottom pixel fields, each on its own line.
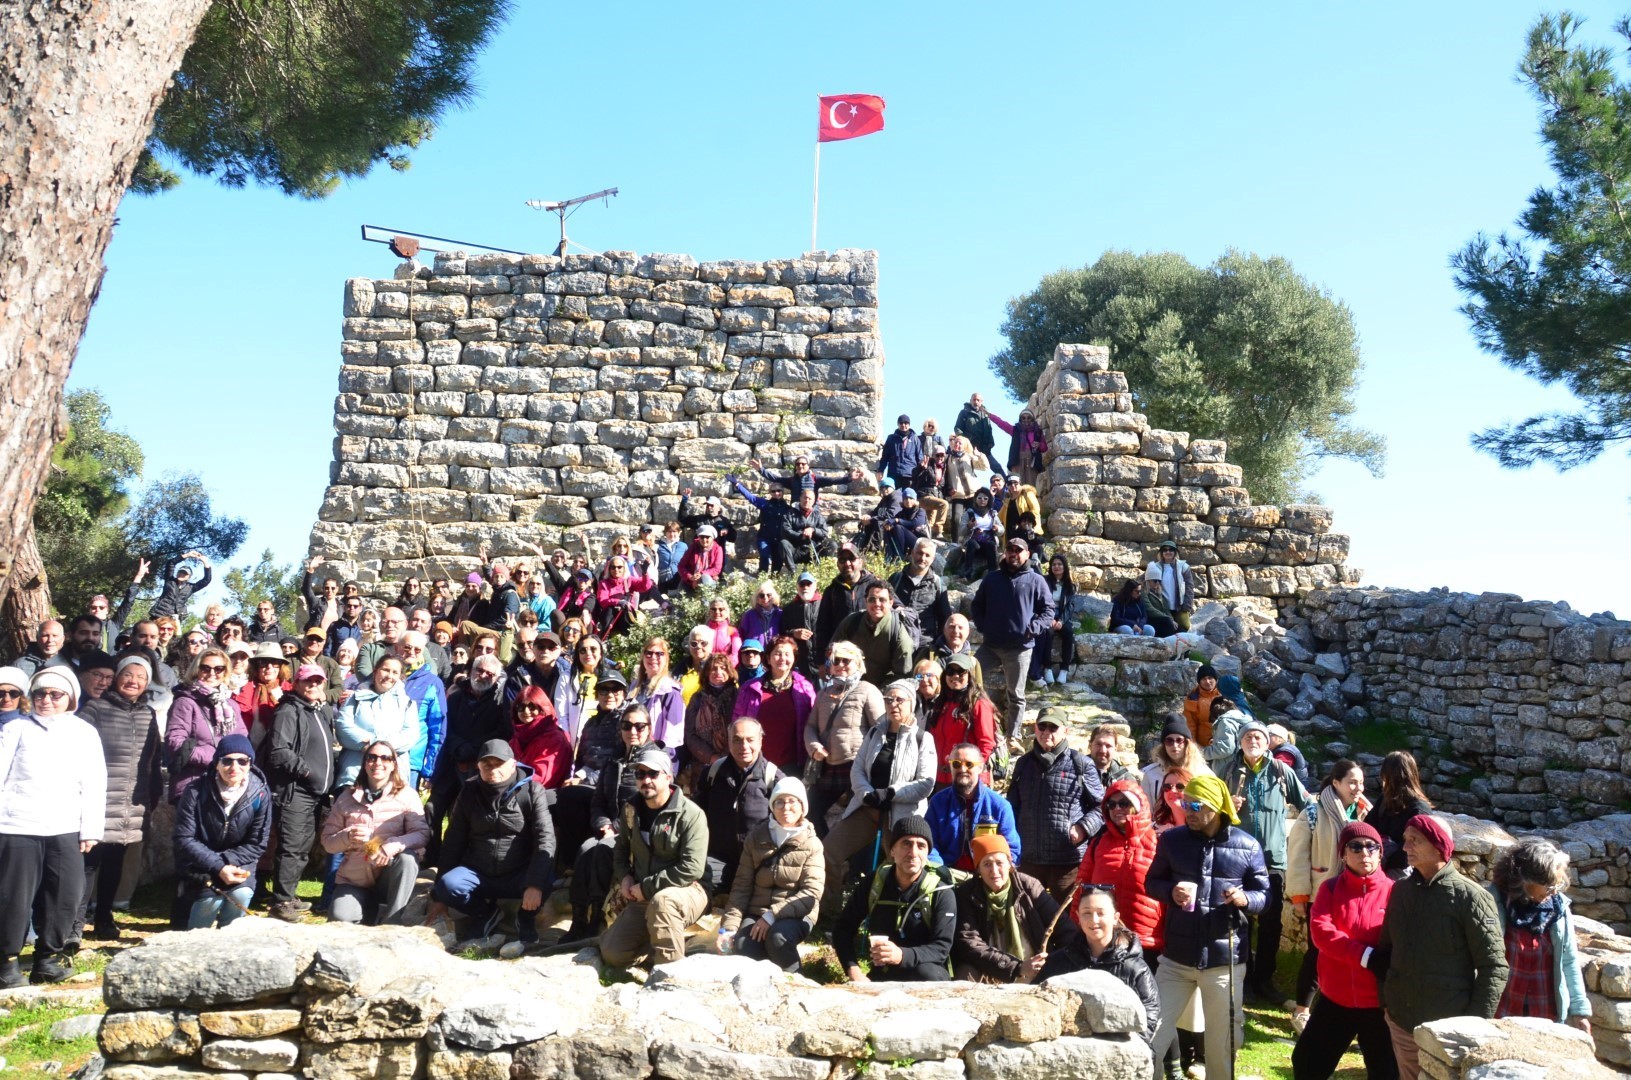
left=0, top=525, right=51, bottom=658
left=0, top=2, right=214, bottom=589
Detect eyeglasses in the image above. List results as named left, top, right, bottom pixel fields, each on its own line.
left=1104, top=798, right=1134, bottom=810
left=1181, top=799, right=1209, bottom=813
left=1345, top=841, right=1381, bottom=854
left=633, top=767, right=661, bottom=780
left=364, top=753, right=397, bottom=764
left=31, top=688, right=67, bottom=701
left=948, top=760, right=980, bottom=772
left=220, top=756, right=251, bottom=767
left=1162, top=782, right=1188, bottom=792
left=619, top=721, right=650, bottom=732
left=1034, top=722, right=1060, bottom=732
left=198, top=664, right=227, bottom=675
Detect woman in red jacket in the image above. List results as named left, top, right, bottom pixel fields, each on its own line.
left=1291, top=820, right=1397, bottom=1080
left=926, top=654, right=996, bottom=785
left=509, top=687, right=571, bottom=789
left=1077, top=778, right=1164, bottom=954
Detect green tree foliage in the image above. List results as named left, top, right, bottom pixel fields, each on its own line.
left=131, top=0, right=512, bottom=197
left=1452, top=12, right=1631, bottom=471
left=223, top=549, right=303, bottom=635
left=990, top=250, right=1385, bottom=504
left=122, top=475, right=248, bottom=567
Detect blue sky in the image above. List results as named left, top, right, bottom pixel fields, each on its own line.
left=71, top=2, right=1631, bottom=615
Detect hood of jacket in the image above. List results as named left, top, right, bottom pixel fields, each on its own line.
left=1105, top=777, right=1152, bottom=842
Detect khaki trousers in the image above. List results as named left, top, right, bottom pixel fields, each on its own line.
left=598, top=880, right=709, bottom=968
left=1386, top=1014, right=1421, bottom=1080
left=1149, top=957, right=1244, bottom=1080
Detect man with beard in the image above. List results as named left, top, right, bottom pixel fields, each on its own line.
left=925, top=743, right=1023, bottom=872
left=357, top=607, right=409, bottom=681
left=429, top=655, right=509, bottom=867
left=970, top=537, right=1054, bottom=748
left=813, top=543, right=879, bottom=665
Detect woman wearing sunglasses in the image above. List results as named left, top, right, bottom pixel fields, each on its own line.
left=320, top=741, right=429, bottom=926
left=1287, top=758, right=1373, bottom=1034
left=1289, top=822, right=1396, bottom=1080
left=1140, top=715, right=1210, bottom=811
left=164, top=647, right=247, bottom=804
left=172, top=735, right=270, bottom=934
left=0, top=666, right=27, bottom=724
left=0, top=669, right=105, bottom=987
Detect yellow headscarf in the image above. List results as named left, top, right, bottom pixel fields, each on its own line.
left=1184, top=774, right=1239, bottom=825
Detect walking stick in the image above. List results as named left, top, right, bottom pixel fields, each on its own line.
left=210, top=880, right=261, bottom=919
left=1038, top=881, right=1080, bottom=954
left=1226, top=908, right=1238, bottom=1080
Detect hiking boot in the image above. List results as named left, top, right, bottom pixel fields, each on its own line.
left=31, top=954, right=73, bottom=984
left=286, top=899, right=312, bottom=913
left=269, top=902, right=305, bottom=923
left=90, top=923, right=123, bottom=942
left=0, top=957, right=24, bottom=989
left=517, top=909, right=539, bottom=945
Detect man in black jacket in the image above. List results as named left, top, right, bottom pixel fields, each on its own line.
left=890, top=539, right=951, bottom=650
left=781, top=489, right=833, bottom=567
left=148, top=551, right=212, bottom=620
left=814, top=544, right=879, bottom=665
left=780, top=572, right=823, bottom=679
left=266, top=664, right=337, bottom=921
left=970, top=537, right=1054, bottom=746
left=695, top=717, right=781, bottom=897
left=835, top=815, right=957, bottom=983
left=429, top=656, right=509, bottom=866
left=428, top=739, right=555, bottom=944
left=244, top=600, right=284, bottom=645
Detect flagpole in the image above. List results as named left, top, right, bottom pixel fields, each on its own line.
left=811, top=141, right=821, bottom=253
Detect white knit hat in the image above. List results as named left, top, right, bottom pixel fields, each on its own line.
left=0, top=665, right=28, bottom=694
left=30, top=667, right=79, bottom=711
left=769, top=775, right=809, bottom=819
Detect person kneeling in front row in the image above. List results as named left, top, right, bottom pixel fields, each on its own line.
left=321, top=740, right=429, bottom=926
left=834, top=815, right=958, bottom=983
left=173, top=735, right=272, bottom=932
left=717, top=777, right=824, bottom=972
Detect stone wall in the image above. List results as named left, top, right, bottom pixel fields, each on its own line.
left=1265, top=587, right=1631, bottom=827
left=307, top=249, right=886, bottom=587
left=94, top=920, right=1154, bottom=1080
left=1030, top=343, right=1359, bottom=599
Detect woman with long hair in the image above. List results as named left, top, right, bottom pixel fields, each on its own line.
left=942, top=433, right=989, bottom=543
left=634, top=636, right=685, bottom=766
left=1151, top=766, right=1194, bottom=830
left=739, top=581, right=782, bottom=646
left=165, top=647, right=248, bottom=804
left=960, top=487, right=1000, bottom=579
left=1140, top=715, right=1209, bottom=810
left=1287, top=758, right=1373, bottom=1033
left=1029, top=553, right=1077, bottom=686
left=1489, top=838, right=1591, bottom=1033
left=1110, top=578, right=1155, bottom=637
left=1038, top=886, right=1159, bottom=1044
left=594, top=555, right=652, bottom=638
left=926, top=653, right=996, bottom=784
left=233, top=646, right=290, bottom=750
left=552, top=633, right=611, bottom=749
left=1365, top=750, right=1433, bottom=878
left=680, top=653, right=737, bottom=792
left=320, top=740, right=429, bottom=926
left=704, top=597, right=742, bottom=668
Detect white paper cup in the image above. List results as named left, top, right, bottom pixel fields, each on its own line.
left=1178, top=881, right=1198, bottom=912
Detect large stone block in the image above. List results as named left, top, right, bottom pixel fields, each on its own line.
left=105, top=938, right=300, bottom=1010
left=1053, top=431, right=1140, bottom=456
left=100, top=1010, right=204, bottom=1062
left=1179, top=462, right=1244, bottom=487
left=669, top=438, right=751, bottom=472
left=964, top=1036, right=1150, bottom=1080
left=1099, top=511, right=1172, bottom=542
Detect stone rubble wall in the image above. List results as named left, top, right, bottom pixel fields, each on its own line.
left=1411, top=1015, right=1614, bottom=1079
left=93, top=920, right=1154, bottom=1080
left=307, top=249, right=886, bottom=588
left=1031, top=343, right=1359, bottom=600
left=1261, top=587, right=1631, bottom=828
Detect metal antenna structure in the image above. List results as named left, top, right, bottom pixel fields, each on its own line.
left=525, top=187, right=619, bottom=256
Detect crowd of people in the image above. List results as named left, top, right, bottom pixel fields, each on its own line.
left=0, top=397, right=1591, bottom=1080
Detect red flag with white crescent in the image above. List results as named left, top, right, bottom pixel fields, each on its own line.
left=818, top=94, right=885, bottom=142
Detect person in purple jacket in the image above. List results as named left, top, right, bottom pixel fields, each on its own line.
left=164, top=647, right=247, bottom=804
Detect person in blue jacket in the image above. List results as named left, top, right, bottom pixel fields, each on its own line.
left=732, top=478, right=797, bottom=575
left=1146, top=773, right=1270, bottom=1080
left=924, top=742, right=1021, bottom=872
left=395, top=632, right=447, bottom=789
left=876, top=415, right=925, bottom=491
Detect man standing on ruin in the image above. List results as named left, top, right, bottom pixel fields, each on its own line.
left=970, top=537, right=1054, bottom=752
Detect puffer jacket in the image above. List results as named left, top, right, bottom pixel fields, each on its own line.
left=1380, top=861, right=1508, bottom=1031
left=400, top=663, right=447, bottom=779
left=969, top=563, right=1054, bottom=649
left=613, top=786, right=708, bottom=898
left=1039, top=929, right=1161, bottom=1043
left=334, top=683, right=422, bottom=787
left=1216, top=752, right=1309, bottom=872
left=720, top=820, right=824, bottom=933
left=165, top=683, right=247, bottom=803
left=843, top=719, right=938, bottom=827
left=441, top=763, right=555, bottom=890
left=320, top=782, right=431, bottom=888
left=1010, top=743, right=1104, bottom=867
left=511, top=708, right=572, bottom=788
left=926, top=784, right=1022, bottom=870
left=927, top=695, right=998, bottom=785
left=591, top=742, right=651, bottom=832
left=80, top=690, right=163, bottom=846
left=952, top=869, right=1076, bottom=983
left=1310, top=865, right=1392, bottom=1009
left=1287, top=787, right=1373, bottom=903
left=1490, top=886, right=1590, bottom=1022
left=173, top=767, right=273, bottom=884
left=1146, top=822, right=1270, bottom=969
left=803, top=679, right=885, bottom=766
left=1077, top=778, right=1163, bottom=950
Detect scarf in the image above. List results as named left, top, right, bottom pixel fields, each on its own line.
left=217, top=773, right=248, bottom=813
left=762, top=671, right=792, bottom=695
left=1508, top=892, right=1562, bottom=936
left=359, top=781, right=387, bottom=805
left=981, top=878, right=1032, bottom=962
left=769, top=819, right=807, bottom=847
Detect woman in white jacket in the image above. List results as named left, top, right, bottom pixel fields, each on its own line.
left=818, top=679, right=938, bottom=921
left=0, top=668, right=106, bottom=987
left=334, top=656, right=422, bottom=787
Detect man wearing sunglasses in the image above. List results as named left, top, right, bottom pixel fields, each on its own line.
left=560, top=704, right=655, bottom=944
left=925, top=743, right=1022, bottom=873
left=1147, top=773, right=1269, bottom=1080
left=600, top=746, right=710, bottom=970
left=812, top=542, right=881, bottom=666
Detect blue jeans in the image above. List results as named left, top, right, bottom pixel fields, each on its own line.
left=431, top=864, right=530, bottom=925
left=188, top=885, right=255, bottom=929
left=1114, top=624, right=1155, bottom=637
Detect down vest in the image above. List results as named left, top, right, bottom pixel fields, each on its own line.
left=1146, top=822, right=1270, bottom=969
left=1009, top=744, right=1104, bottom=867
left=1078, top=778, right=1163, bottom=951
left=720, top=820, right=825, bottom=933
left=81, top=690, right=163, bottom=846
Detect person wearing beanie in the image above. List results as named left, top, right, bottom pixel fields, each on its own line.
left=77, top=654, right=163, bottom=942
left=718, top=775, right=824, bottom=971
left=1141, top=714, right=1211, bottom=811
left=265, top=662, right=337, bottom=921
left=0, top=668, right=106, bottom=986
left=951, top=830, right=1080, bottom=984
left=172, top=732, right=272, bottom=932
left=1216, top=717, right=1310, bottom=1001
left=1379, top=815, right=1507, bottom=1080
left=1286, top=758, right=1374, bottom=1032
left=1145, top=769, right=1270, bottom=1080
left=1291, top=820, right=1396, bottom=1080
left=0, top=665, right=31, bottom=726
left=1183, top=665, right=1221, bottom=746
left=833, top=812, right=958, bottom=984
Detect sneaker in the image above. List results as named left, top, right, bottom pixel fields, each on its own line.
left=1290, top=1007, right=1309, bottom=1036
left=287, top=899, right=313, bottom=913
left=30, top=954, right=73, bottom=984
left=1054, top=669, right=1069, bottom=686
left=1042, top=670, right=1055, bottom=685
left=269, top=902, right=305, bottom=923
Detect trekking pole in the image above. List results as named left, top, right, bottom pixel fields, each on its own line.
left=1039, top=882, right=1080, bottom=954
left=1226, top=908, right=1238, bottom=1080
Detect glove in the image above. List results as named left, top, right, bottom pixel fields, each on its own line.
left=861, top=790, right=882, bottom=809
left=1367, top=947, right=1392, bottom=984
left=878, top=787, right=895, bottom=807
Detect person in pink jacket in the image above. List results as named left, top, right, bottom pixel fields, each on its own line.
left=165, top=647, right=248, bottom=803
left=320, top=740, right=430, bottom=926
left=593, top=556, right=653, bottom=638
left=676, top=526, right=725, bottom=591
left=1292, top=820, right=1396, bottom=1080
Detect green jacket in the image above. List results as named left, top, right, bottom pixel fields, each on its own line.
left=1217, top=753, right=1308, bottom=872
left=613, top=787, right=709, bottom=899
left=1380, top=862, right=1509, bottom=1031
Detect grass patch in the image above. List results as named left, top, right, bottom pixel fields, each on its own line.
left=1340, top=718, right=1412, bottom=757
left=0, top=1000, right=104, bottom=1079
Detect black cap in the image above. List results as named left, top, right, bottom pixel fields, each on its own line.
left=476, top=739, right=514, bottom=763
left=897, top=414, right=911, bottom=425
left=1161, top=715, right=1190, bottom=741
left=596, top=670, right=629, bottom=692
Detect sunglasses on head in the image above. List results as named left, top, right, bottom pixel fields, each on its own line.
left=1346, top=841, right=1381, bottom=854
left=1078, top=882, right=1116, bottom=894
left=364, top=753, right=397, bottom=764
left=633, top=767, right=661, bottom=780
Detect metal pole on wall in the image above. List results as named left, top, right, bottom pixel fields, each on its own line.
left=811, top=142, right=821, bottom=253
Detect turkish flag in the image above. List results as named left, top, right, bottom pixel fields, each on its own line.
left=818, top=95, right=886, bottom=142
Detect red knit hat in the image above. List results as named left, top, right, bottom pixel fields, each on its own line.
left=1337, top=821, right=1383, bottom=852
left=1405, top=813, right=1454, bottom=862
